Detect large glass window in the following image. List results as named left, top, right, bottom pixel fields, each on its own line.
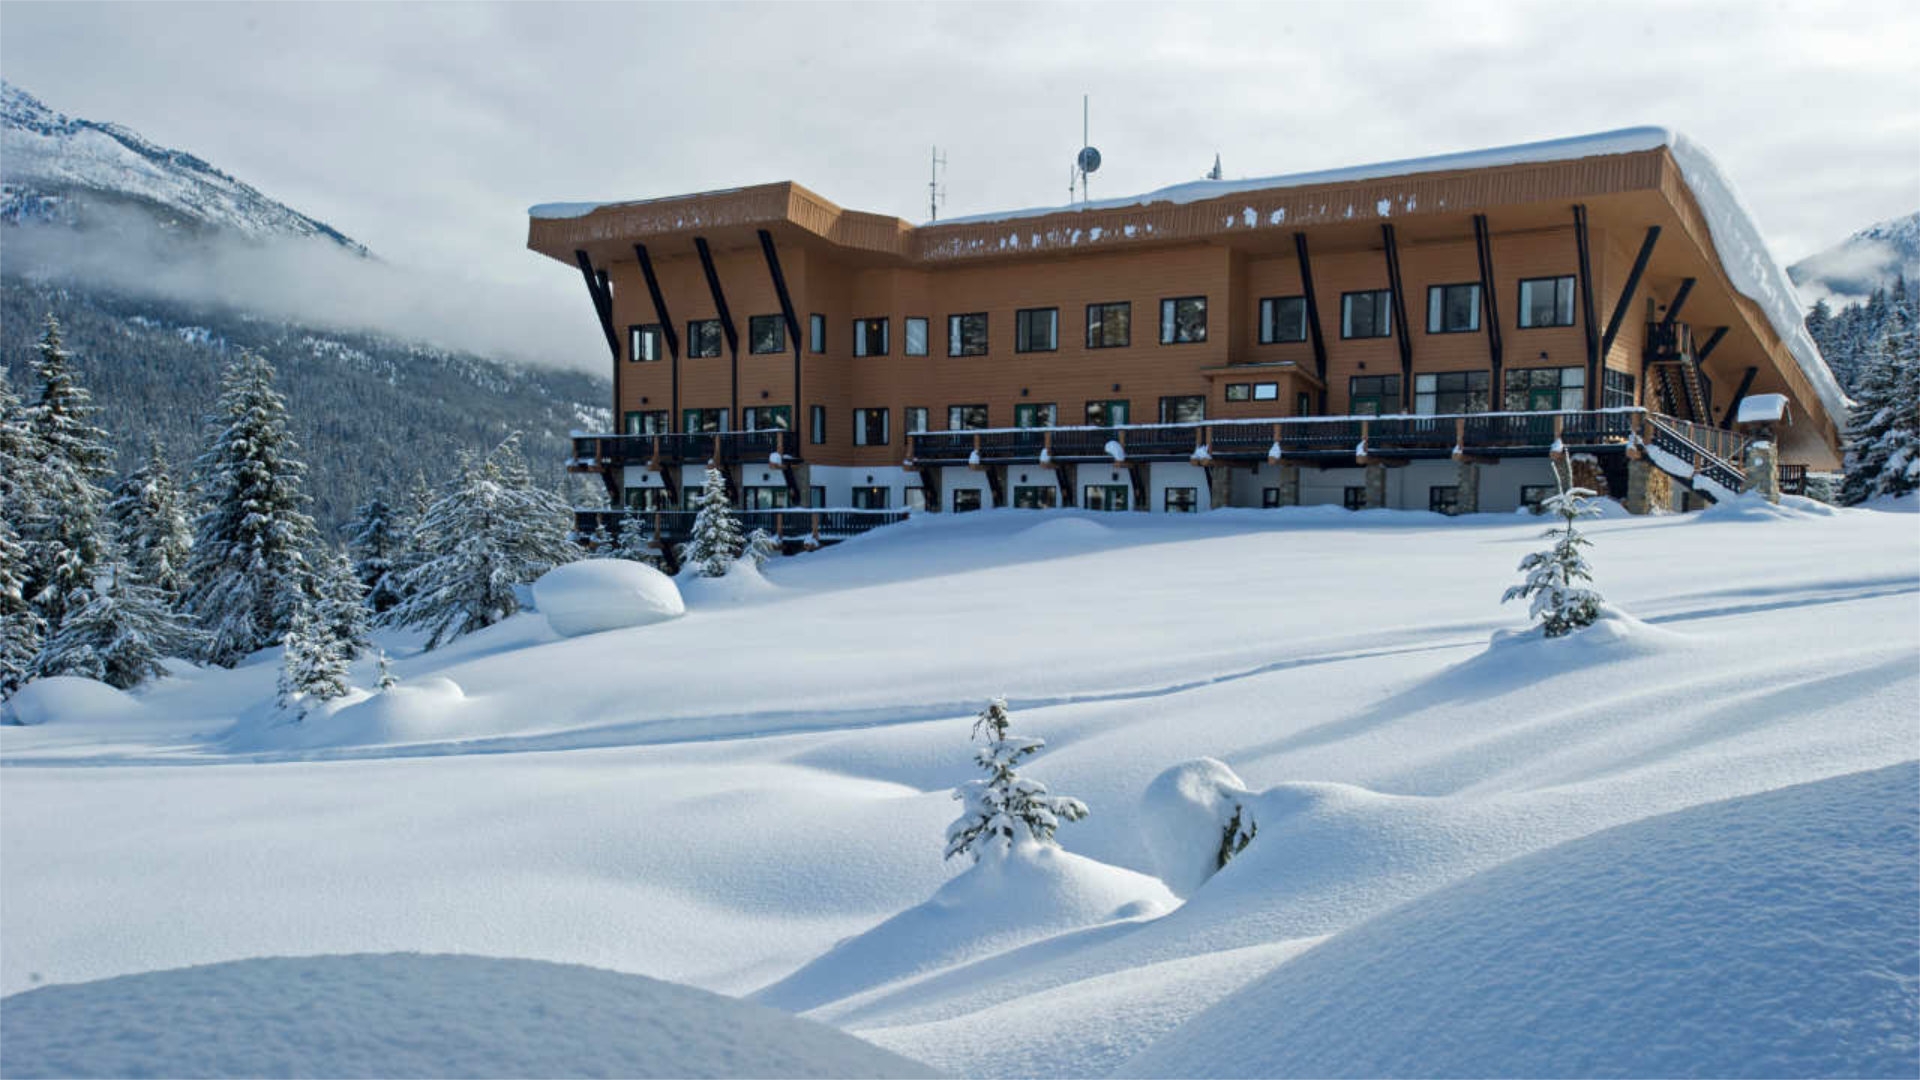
left=1603, top=368, right=1636, bottom=409
left=904, top=317, right=930, bottom=356
left=1341, top=290, right=1393, bottom=339
left=748, top=315, right=785, bottom=355
left=688, top=319, right=723, bottom=358
left=623, top=410, right=669, bottom=435
left=1086, top=302, right=1131, bottom=348
left=1518, top=276, right=1577, bottom=328
left=1259, top=296, right=1308, bottom=344
left=1254, top=383, right=1279, bottom=401
left=1159, top=396, right=1206, bottom=423
left=1504, top=367, right=1585, bottom=411
left=1429, top=486, right=1461, bottom=515
left=1426, top=283, right=1481, bottom=334
left=1014, top=402, right=1057, bottom=428
left=853, top=408, right=890, bottom=446
left=1083, top=485, right=1130, bottom=511
left=951, top=489, right=984, bottom=513
left=683, top=408, right=729, bottom=433
left=1225, top=383, right=1251, bottom=402
left=1085, top=399, right=1130, bottom=426
left=1015, top=308, right=1059, bottom=353
left=853, top=317, right=889, bottom=357
left=1348, top=375, right=1401, bottom=415
left=630, top=324, right=664, bottom=362
left=743, top=405, right=790, bottom=431
left=904, top=406, right=930, bottom=434
left=1160, top=296, right=1208, bottom=344
left=948, top=404, right=989, bottom=430
left=851, top=486, right=890, bottom=509
left=808, top=313, right=826, bottom=353
left=1414, top=371, right=1491, bottom=415
left=742, top=486, right=790, bottom=509
left=948, top=313, right=988, bottom=356
left=1012, top=486, right=1058, bottom=509
left=624, top=487, right=674, bottom=511
left=1165, top=487, right=1199, bottom=513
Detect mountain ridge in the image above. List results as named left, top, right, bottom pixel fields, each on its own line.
left=1788, top=210, right=1920, bottom=307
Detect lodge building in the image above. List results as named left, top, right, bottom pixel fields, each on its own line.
left=531, top=128, right=1846, bottom=548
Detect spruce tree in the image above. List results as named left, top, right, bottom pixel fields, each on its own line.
left=743, top=527, right=781, bottom=568
left=0, top=515, right=42, bottom=700
left=1841, top=316, right=1919, bottom=504
left=316, top=549, right=371, bottom=657
left=348, top=495, right=405, bottom=613
left=681, top=468, right=743, bottom=577
left=945, top=698, right=1089, bottom=862
left=276, top=607, right=350, bottom=716
left=109, top=439, right=195, bottom=605
left=184, top=351, right=321, bottom=667
left=31, top=555, right=199, bottom=690
left=587, top=521, right=615, bottom=555
left=613, top=507, right=664, bottom=568
left=20, top=314, right=115, bottom=630
left=1502, top=469, right=1605, bottom=637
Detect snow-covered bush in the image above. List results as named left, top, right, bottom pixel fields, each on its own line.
left=1502, top=473, right=1604, bottom=638
left=1140, top=758, right=1259, bottom=897
left=613, top=508, right=665, bottom=569
left=945, top=698, right=1088, bottom=862
left=744, top=528, right=781, bottom=568
left=680, top=469, right=743, bottom=578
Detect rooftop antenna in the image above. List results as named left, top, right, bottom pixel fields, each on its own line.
left=1073, top=93, right=1101, bottom=205
left=1207, top=152, right=1223, bottom=181
left=928, top=146, right=947, bottom=222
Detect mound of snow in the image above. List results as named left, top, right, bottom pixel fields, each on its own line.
left=1002, top=515, right=1114, bottom=552
left=1140, top=758, right=1257, bottom=898
left=0, top=953, right=938, bottom=1079
left=677, top=558, right=779, bottom=606
left=220, top=678, right=472, bottom=752
left=533, top=559, right=684, bottom=637
left=1694, top=492, right=1841, bottom=522
left=0, top=676, right=143, bottom=726
left=1117, top=762, right=1920, bottom=1079
left=757, top=842, right=1175, bottom=1013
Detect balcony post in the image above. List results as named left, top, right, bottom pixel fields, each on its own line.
left=1456, top=459, right=1481, bottom=514
left=1363, top=460, right=1388, bottom=509
left=1276, top=463, right=1300, bottom=507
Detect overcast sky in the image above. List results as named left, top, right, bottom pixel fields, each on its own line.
left=4, top=1, right=1917, bottom=370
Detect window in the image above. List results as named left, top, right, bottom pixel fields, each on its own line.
left=742, top=486, right=790, bottom=510
left=808, top=313, right=826, bottom=353
left=1165, top=487, right=1199, bottom=513
left=904, top=406, right=930, bottom=434
left=951, top=489, right=983, bottom=513
left=1261, top=488, right=1281, bottom=508
left=1225, top=383, right=1251, bottom=402
left=1013, top=485, right=1058, bottom=509
left=851, top=486, right=889, bottom=509
left=808, top=485, right=826, bottom=508
left=1083, top=485, right=1130, bottom=512
left=1253, top=383, right=1279, bottom=401
left=1015, top=308, right=1059, bottom=353
left=1341, top=290, right=1393, bottom=339
left=624, top=487, right=674, bottom=511
left=948, top=313, right=988, bottom=356
left=1297, top=391, right=1313, bottom=416
left=623, top=410, right=669, bottom=435
left=1085, top=399, right=1130, bottom=426
left=904, top=487, right=932, bottom=512
left=1348, top=375, right=1402, bottom=416
left=1414, top=371, right=1491, bottom=415
left=853, top=317, right=889, bottom=357
left=1160, top=296, right=1207, bottom=344
left=1014, top=402, right=1057, bottom=428
left=1504, top=367, right=1585, bottom=411
left=1519, top=484, right=1556, bottom=513
left=1429, top=486, right=1460, bottom=515
left=1259, top=296, right=1308, bottom=344
left=681, top=486, right=705, bottom=510
left=1160, top=396, right=1206, bottom=423
left=948, top=404, right=989, bottom=430
left=742, top=405, right=790, bottom=431
left=682, top=408, right=729, bottom=433
left=688, top=319, right=723, bottom=358
left=905, top=317, right=930, bottom=356
left=748, top=315, right=785, bottom=355
left=809, top=404, right=826, bottom=445
left=630, top=324, right=664, bottom=362
left=1086, top=302, right=1131, bottom=348
left=853, top=408, right=889, bottom=446
left=1603, top=369, right=1636, bottom=409
left=1426, top=283, right=1481, bottom=334
left=1518, top=276, right=1577, bottom=328
left=1343, top=486, right=1368, bottom=511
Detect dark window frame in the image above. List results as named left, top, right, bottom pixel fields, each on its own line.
left=1347, top=375, right=1402, bottom=416
left=1159, top=395, right=1206, bottom=424
left=951, top=488, right=984, bottom=513
left=1165, top=487, right=1199, bottom=513
left=1224, top=383, right=1251, bottom=402
left=1159, top=296, right=1208, bottom=345
left=1012, top=485, right=1058, bottom=510
left=1414, top=370, right=1492, bottom=415
left=1258, top=296, right=1309, bottom=344
left=748, top=315, right=785, bottom=355
left=947, top=403, right=990, bottom=430
left=629, top=323, right=665, bottom=363
left=1086, top=301, right=1131, bottom=349
left=1015, top=307, right=1060, bottom=353
left=1253, top=383, right=1280, bottom=402
left=808, top=313, right=826, bottom=353
left=853, top=407, right=890, bottom=446
left=682, top=407, right=730, bottom=433
left=853, top=317, right=889, bottom=358
left=851, top=486, right=890, bottom=510
left=904, top=406, right=930, bottom=434
left=1503, top=366, right=1586, bottom=412
left=1084, top=399, right=1130, bottom=427
left=623, top=409, right=670, bottom=436
left=1429, top=485, right=1461, bottom=515
left=1340, top=290, right=1393, bottom=340
left=1343, top=486, right=1368, bottom=511
left=1517, top=276, right=1578, bottom=329
left=948, top=312, right=989, bottom=357
left=1014, top=402, right=1058, bottom=428
left=688, top=318, right=724, bottom=358
left=809, top=404, right=826, bottom=445
left=742, top=405, right=792, bottom=432
left=1425, top=283, right=1482, bottom=335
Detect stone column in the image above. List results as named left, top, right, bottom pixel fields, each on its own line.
left=1625, top=456, right=1654, bottom=515
left=1455, top=460, right=1481, bottom=515
left=1276, top=463, right=1300, bottom=507
left=1364, top=461, right=1388, bottom=509
left=1743, top=434, right=1780, bottom=503
left=1207, top=466, right=1233, bottom=510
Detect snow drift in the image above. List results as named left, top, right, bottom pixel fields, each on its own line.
left=533, top=559, right=685, bottom=637
left=0, top=676, right=142, bottom=726
left=1139, top=758, right=1258, bottom=898
left=0, top=953, right=940, bottom=1079
left=1116, top=762, right=1920, bottom=1078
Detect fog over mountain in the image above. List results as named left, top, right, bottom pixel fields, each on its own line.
left=1789, top=211, right=1920, bottom=309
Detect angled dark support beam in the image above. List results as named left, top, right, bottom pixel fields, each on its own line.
left=1471, top=214, right=1504, bottom=390
left=692, top=237, right=741, bottom=422
left=1572, top=206, right=1601, bottom=409
left=1695, top=325, right=1730, bottom=364
left=573, top=250, right=619, bottom=362
left=1380, top=224, right=1414, bottom=411
left=1292, top=232, right=1330, bottom=403
left=1661, top=277, right=1696, bottom=329
left=1600, top=225, right=1661, bottom=364
left=1720, top=366, right=1760, bottom=430
left=757, top=229, right=804, bottom=438
left=633, top=244, right=681, bottom=426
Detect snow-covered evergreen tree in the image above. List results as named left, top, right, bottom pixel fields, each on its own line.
left=31, top=547, right=199, bottom=691
left=315, top=549, right=371, bottom=657
left=20, top=314, right=115, bottom=631
left=276, top=607, right=350, bottom=717
left=0, top=514, right=42, bottom=700
left=382, top=471, right=435, bottom=609
left=612, top=508, right=664, bottom=568
left=587, top=521, right=615, bottom=554
left=1841, top=320, right=1920, bottom=504
left=743, top=528, right=781, bottom=568
left=108, top=439, right=194, bottom=605
left=385, top=436, right=579, bottom=649
left=1502, top=471, right=1605, bottom=637
left=376, top=649, right=399, bottom=690
left=183, top=351, right=321, bottom=667
left=347, top=495, right=406, bottom=613
left=945, top=698, right=1089, bottom=862
left=680, top=468, right=743, bottom=577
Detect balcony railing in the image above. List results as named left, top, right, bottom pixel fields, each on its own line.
left=573, top=507, right=911, bottom=547
left=569, top=428, right=801, bottom=471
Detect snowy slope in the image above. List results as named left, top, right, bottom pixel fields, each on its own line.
left=0, top=80, right=366, bottom=252
left=2, top=504, right=1915, bottom=1077
left=1117, top=762, right=1919, bottom=1079
left=1790, top=211, right=1920, bottom=307
left=0, top=953, right=939, bottom=1079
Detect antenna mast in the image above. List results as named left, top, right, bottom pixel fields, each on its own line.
left=1072, top=94, right=1102, bottom=205
left=928, top=146, right=947, bottom=222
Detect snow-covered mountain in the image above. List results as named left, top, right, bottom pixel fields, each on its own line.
left=0, top=80, right=366, bottom=253
left=1788, top=211, right=1920, bottom=307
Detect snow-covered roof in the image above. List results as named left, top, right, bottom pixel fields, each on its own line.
left=1736, top=393, right=1790, bottom=424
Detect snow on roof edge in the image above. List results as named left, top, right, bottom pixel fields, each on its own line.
left=530, top=187, right=745, bottom=220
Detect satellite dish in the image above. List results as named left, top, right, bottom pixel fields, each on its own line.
left=1077, top=146, right=1102, bottom=174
